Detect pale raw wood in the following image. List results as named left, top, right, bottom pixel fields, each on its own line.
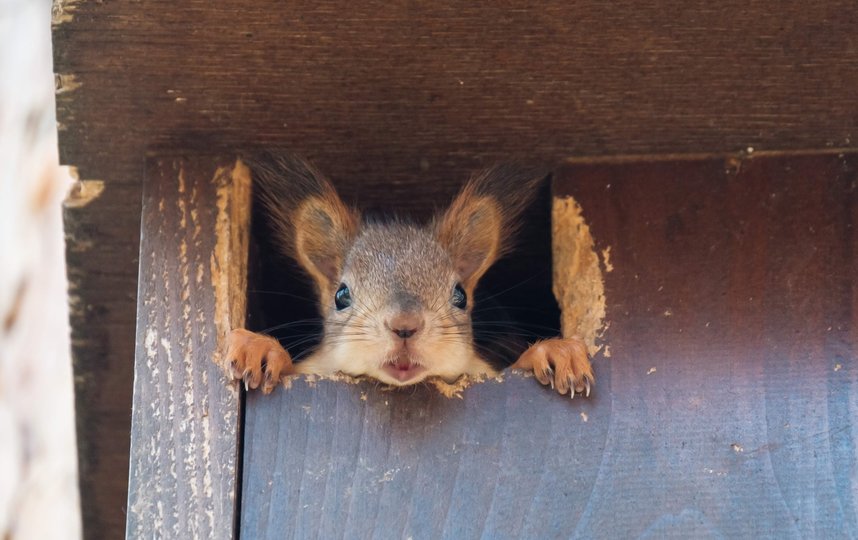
left=0, top=0, right=81, bottom=538
left=126, top=157, right=250, bottom=539
left=551, top=195, right=607, bottom=355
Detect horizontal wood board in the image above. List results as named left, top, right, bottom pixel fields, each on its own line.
left=54, top=0, right=858, bottom=189
left=127, top=157, right=247, bottom=539
left=241, top=153, right=857, bottom=538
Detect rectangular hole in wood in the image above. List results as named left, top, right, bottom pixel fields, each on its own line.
left=245, top=173, right=561, bottom=377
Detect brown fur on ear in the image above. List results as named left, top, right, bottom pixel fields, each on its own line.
left=247, top=152, right=359, bottom=295
left=434, top=164, right=549, bottom=290
left=435, top=189, right=503, bottom=290
left=293, top=193, right=359, bottom=292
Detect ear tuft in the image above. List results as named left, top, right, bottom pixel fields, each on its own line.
left=293, top=195, right=359, bottom=291
left=435, top=193, right=502, bottom=289
left=435, top=164, right=549, bottom=290
left=247, top=152, right=359, bottom=294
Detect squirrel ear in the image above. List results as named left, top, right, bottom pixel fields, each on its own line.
left=248, top=152, right=359, bottom=294
left=435, top=164, right=548, bottom=290
left=434, top=184, right=504, bottom=290
left=293, top=192, right=359, bottom=292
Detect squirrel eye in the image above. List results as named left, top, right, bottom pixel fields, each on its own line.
left=335, top=283, right=352, bottom=310
left=451, top=283, right=467, bottom=309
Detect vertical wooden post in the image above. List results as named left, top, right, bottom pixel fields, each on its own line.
left=127, top=157, right=250, bottom=539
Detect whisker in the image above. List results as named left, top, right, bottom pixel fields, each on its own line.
left=248, top=289, right=318, bottom=302
left=279, top=337, right=323, bottom=351
left=472, top=331, right=542, bottom=339
left=473, top=270, right=548, bottom=304
left=258, top=318, right=324, bottom=333
left=471, top=321, right=560, bottom=333
left=472, top=305, right=558, bottom=315
left=473, top=340, right=524, bottom=361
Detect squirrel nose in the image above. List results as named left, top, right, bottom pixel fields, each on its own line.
left=387, top=312, right=424, bottom=339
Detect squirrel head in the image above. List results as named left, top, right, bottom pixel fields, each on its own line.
left=252, top=154, right=546, bottom=386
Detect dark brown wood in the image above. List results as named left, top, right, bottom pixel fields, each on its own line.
left=54, top=0, right=858, bottom=189
left=552, top=153, right=858, bottom=537
left=63, top=180, right=139, bottom=540
left=241, top=153, right=857, bottom=538
left=128, top=157, right=249, bottom=539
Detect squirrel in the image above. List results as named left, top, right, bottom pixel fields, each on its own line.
left=222, top=153, right=593, bottom=396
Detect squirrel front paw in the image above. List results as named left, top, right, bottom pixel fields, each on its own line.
left=222, top=329, right=294, bottom=394
left=511, top=337, right=594, bottom=397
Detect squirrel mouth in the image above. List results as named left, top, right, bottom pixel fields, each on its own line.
left=382, top=358, right=426, bottom=384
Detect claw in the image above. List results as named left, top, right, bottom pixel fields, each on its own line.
left=569, top=387, right=575, bottom=399
left=228, top=359, right=241, bottom=378
left=547, top=366, right=556, bottom=388
left=540, top=366, right=554, bottom=386
left=585, top=379, right=591, bottom=397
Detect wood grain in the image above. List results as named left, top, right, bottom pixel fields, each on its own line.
left=53, top=4, right=858, bottom=533
left=242, top=374, right=611, bottom=539
left=127, top=157, right=249, bottom=539
left=53, top=0, right=858, bottom=189
left=241, top=153, right=857, bottom=538
left=64, top=180, right=139, bottom=539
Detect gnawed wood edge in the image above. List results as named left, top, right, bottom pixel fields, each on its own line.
left=280, top=372, right=508, bottom=399
left=212, top=160, right=251, bottom=368
left=208, top=159, right=250, bottom=529
left=279, top=372, right=515, bottom=400
left=551, top=196, right=607, bottom=356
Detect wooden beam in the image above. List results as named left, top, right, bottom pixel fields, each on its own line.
left=53, top=1, right=858, bottom=189
left=127, top=157, right=250, bottom=539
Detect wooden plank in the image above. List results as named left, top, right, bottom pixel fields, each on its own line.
left=240, top=153, right=857, bottom=538
left=64, top=180, right=138, bottom=539
left=53, top=1, right=857, bottom=190
left=241, top=375, right=610, bottom=539
left=127, top=157, right=250, bottom=539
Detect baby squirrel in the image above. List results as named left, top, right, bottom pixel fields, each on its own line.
left=222, top=154, right=593, bottom=396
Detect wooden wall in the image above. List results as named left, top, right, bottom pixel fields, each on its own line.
left=240, top=153, right=858, bottom=538
left=51, top=1, right=857, bottom=538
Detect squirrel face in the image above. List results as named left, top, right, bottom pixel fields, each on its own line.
left=251, top=154, right=545, bottom=386
left=326, top=222, right=474, bottom=385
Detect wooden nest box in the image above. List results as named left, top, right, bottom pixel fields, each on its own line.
left=53, top=2, right=857, bottom=538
